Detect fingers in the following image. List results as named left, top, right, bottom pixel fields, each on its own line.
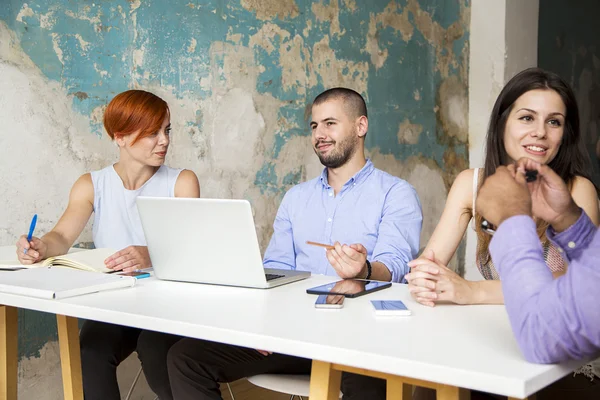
left=16, top=235, right=42, bottom=263
left=110, top=258, right=140, bottom=272
left=406, top=266, right=441, bottom=281
left=105, top=248, right=129, bottom=267
left=17, top=249, right=39, bottom=264
left=327, top=242, right=365, bottom=278
left=407, top=258, right=445, bottom=273
left=415, top=298, right=435, bottom=307
left=408, top=284, right=434, bottom=295
left=337, top=242, right=363, bottom=261
left=515, top=158, right=561, bottom=186
left=120, top=263, right=142, bottom=273
left=407, top=282, right=438, bottom=307
left=528, top=162, right=564, bottom=189
left=256, top=349, right=272, bottom=356
left=515, top=157, right=541, bottom=174
left=326, top=249, right=345, bottom=276
left=105, top=247, right=142, bottom=272
left=348, top=243, right=367, bottom=254
left=16, top=235, right=29, bottom=251
left=407, top=276, right=437, bottom=290
left=514, top=167, right=528, bottom=186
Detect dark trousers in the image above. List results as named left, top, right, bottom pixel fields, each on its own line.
left=415, top=373, right=600, bottom=400
left=469, top=373, right=600, bottom=400
left=536, top=372, right=600, bottom=400
left=80, top=321, right=181, bottom=400
left=167, top=338, right=386, bottom=400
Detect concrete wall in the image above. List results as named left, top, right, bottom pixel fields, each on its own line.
left=538, top=0, right=600, bottom=187
left=0, top=1, right=469, bottom=398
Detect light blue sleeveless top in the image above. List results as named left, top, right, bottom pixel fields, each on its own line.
left=90, top=165, right=182, bottom=250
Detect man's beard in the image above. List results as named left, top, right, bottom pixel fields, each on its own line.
left=314, top=133, right=359, bottom=169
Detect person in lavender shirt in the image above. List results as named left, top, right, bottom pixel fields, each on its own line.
left=165, top=88, right=423, bottom=400
left=476, top=157, right=600, bottom=399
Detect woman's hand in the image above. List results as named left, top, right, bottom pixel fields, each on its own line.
left=406, top=250, right=440, bottom=307
left=104, top=246, right=152, bottom=272
left=16, top=235, right=47, bottom=264
left=406, top=250, right=478, bottom=306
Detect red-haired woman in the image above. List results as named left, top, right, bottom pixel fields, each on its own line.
left=16, top=90, right=200, bottom=400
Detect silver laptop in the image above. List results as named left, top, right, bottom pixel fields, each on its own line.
left=136, top=197, right=310, bottom=288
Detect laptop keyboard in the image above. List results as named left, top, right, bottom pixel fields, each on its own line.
left=265, top=273, right=284, bottom=281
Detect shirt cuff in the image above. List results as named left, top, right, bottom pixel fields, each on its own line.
left=373, top=258, right=402, bottom=283
left=546, top=210, right=595, bottom=261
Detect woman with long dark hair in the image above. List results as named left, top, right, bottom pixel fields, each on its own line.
left=406, top=67, right=599, bottom=306
left=407, top=67, right=600, bottom=399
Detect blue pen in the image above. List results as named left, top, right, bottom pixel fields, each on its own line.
left=24, top=214, right=38, bottom=254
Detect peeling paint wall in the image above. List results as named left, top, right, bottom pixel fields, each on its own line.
left=0, top=0, right=469, bottom=397
left=538, top=0, right=600, bottom=186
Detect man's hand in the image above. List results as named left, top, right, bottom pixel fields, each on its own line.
left=514, top=158, right=580, bottom=232
left=104, top=246, right=152, bottom=273
left=476, top=165, right=532, bottom=227
left=326, top=242, right=368, bottom=279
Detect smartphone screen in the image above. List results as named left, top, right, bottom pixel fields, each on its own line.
left=118, top=271, right=151, bottom=279
left=315, top=294, right=344, bottom=309
left=371, top=300, right=411, bottom=316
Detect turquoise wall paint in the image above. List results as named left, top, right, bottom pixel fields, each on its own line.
left=1, top=0, right=469, bottom=359
left=539, top=0, right=600, bottom=186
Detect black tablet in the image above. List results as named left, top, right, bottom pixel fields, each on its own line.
left=306, top=279, right=391, bottom=298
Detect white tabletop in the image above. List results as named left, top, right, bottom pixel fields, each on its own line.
left=0, top=261, right=591, bottom=399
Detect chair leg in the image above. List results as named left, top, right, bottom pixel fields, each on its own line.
left=226, top=382, right=236, bottom=400
left=125, top=366, right=144, bottom=400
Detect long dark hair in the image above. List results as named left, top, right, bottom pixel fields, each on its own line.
left=476, top=67, right=595, bottom=265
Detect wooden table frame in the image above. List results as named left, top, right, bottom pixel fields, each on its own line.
left=1, top=304, right=538, bottom=400
left=308, top=360, right=536, bottom=400
left=1, top=305, right=83, bottom=400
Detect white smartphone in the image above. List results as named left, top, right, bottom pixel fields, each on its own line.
left=371, top=300, right=411, bottom=316
left=315, top=294, right=344, bottom=309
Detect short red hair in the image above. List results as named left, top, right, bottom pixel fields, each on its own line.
left=103, top=90, right=169, bottom=145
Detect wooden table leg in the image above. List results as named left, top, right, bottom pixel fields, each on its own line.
left=0, top=306, right=17, bottom=400
left=509, top=396, right=536, bottom=400
left=309, top=360, right=342, bottom=400
left=437, top=385, right=470, bottom=400
left=386, top=377, right=413, bottom=399
left=57, top=315, right=83, bottom=400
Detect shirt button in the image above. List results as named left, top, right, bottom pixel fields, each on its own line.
left=329, top=192, right=333, bottom=197
left=557, top=247, right=564, bottom=253
left=327, top=218, right=332, bottom=223
left=568, top=241, right=576, bottom=249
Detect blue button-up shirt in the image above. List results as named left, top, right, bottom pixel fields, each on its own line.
left=263, top=160, right=422, bottom=282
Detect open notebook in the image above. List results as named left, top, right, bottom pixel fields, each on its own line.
left=0, top=248, right=116, bottom=273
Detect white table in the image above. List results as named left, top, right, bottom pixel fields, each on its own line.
left=0, top=269, right=590, bottom=400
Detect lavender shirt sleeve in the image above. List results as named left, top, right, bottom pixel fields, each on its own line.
left=489, top=212, right=600, bottom=364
